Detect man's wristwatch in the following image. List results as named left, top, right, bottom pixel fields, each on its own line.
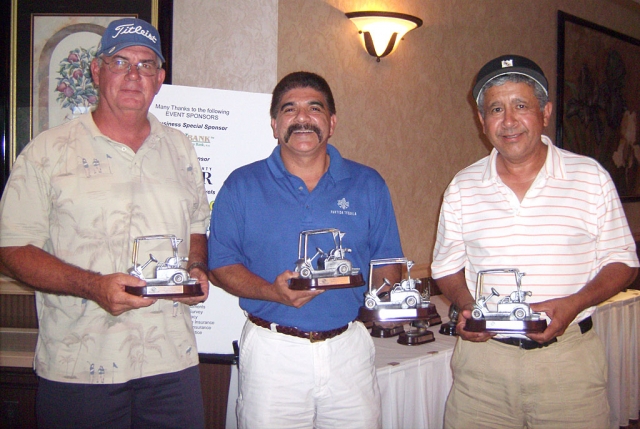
left=187, top=261, right=208, bottom=273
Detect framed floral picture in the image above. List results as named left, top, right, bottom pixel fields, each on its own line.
left=4, top=0, right=173, bottom=175
left=556, top=11, right=640, bottom=201
left=31, top=15, right=127, bottom=140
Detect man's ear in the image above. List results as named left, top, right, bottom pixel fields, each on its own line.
left=155, top=68, right=166, bottom=94
left=90, top=58, right=101, bottom=87
left=542, top=102, right=553, bottom=128
left=477, top=111, right=486, bottom=134
left=328, top=114, right=337, bottom=139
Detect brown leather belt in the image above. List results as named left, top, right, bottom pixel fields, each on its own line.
left=248, top=314, right=349, bottom=343
left=493, top=316, right=593, bottom=350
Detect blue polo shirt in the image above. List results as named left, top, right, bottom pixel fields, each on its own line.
left=208, top=144, right=403, bottom=331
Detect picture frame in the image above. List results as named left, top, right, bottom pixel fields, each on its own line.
left=556, top=11, right=640, bottom=202
left=3, top=0, right=173, bottom=176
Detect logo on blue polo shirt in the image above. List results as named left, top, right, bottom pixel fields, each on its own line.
left=332, top=198, right=356, bottom=216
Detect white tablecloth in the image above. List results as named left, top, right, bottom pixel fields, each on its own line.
left=226, top=291, right=640, bottom=429
left=374, top=295, right=456, bottom=429
left=594, top=289, right=640, bottom=429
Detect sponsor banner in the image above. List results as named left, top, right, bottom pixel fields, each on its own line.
left=150, top=84, right=274, bottom=355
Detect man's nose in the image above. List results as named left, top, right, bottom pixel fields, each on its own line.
left=503, top=107, right=518, bottom=127
left=124, top=64, right=142, bottom=80
left=295, top=108, right=310, bottom=122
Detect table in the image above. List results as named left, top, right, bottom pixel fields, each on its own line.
left=374, top=295, right=456, bottom=429
left=374, top=290, right=640, bottom=429
left=594, top=289, right=640, bottom=429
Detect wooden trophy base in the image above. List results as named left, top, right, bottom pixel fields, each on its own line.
left=427, top=314, right=442, bottom=326
left=125, top=283, right=203, bottom=298
left=464, top=318, right=547, bottom=334
left=398, top=328, right=435, bottom=345
left=370, top=323, right=405, bottom=338
left=358, top=302, right=440, bottom=323
left=361, top=320, right=374, bottom=330
left=289, top=273, right=365, bottom=290
left=439, top=322, right=458, bottom=336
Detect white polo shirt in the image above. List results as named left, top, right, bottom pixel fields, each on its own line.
left=431, top=135, right=638, bottom=320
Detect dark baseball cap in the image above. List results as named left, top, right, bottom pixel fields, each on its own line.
left=96, top=18, right=165, bottom=62
left=472, top=54, right=548, bottom=103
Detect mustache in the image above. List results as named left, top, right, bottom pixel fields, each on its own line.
left=284, top=123, right=322, bottom=143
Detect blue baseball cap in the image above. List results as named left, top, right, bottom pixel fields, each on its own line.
left=96, top=18, right=165, bottom=63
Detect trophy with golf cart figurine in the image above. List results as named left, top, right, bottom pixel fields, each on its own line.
left=125, top=234, right=204, bottom=298
left=464, top=268, right=547, bottom=334
left=289, top=228, right=365, bottom=290
left=358, top=258, right=441, bottom=345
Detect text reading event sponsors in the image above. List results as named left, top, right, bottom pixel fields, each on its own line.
left=155, top=103, right=230, bottom=132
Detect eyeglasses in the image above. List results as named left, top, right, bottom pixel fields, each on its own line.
left=102, top=58, right=161, bottom=76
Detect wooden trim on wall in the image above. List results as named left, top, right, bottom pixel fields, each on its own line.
left=0, top=275, right=34, bottom=295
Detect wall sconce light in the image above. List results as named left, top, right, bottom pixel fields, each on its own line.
left=346, top=11, right=423, bottom=62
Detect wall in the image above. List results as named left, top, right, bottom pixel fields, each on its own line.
left=173, top=0, right=640, bottom=269
left=277, top=0, right=640, bottom=267
left=172, top=0, right=278, bottom=93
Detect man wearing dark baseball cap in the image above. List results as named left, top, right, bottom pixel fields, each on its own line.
left=471, top=54, right=548, bottom=102
left=431, top=54, right=638, bottom=428
left=0, top=17, right=209, bottom=428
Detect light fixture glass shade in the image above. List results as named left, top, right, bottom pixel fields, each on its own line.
left=346, top=11, right=423, bottom=61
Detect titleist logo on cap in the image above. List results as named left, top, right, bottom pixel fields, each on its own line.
left=501, top=59, right=514, bottom=68
left=111, top=23, right=158, bottom=43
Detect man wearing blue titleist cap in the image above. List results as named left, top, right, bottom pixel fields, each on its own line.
left=431, top=54, right=639, bottom=428
left=0, top=18, right=209, bottom=428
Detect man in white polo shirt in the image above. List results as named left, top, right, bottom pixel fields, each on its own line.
left=431, top=54, right=639, bottom=428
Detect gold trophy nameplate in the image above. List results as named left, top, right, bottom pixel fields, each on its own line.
left=290, top=274, right=365, bottom=290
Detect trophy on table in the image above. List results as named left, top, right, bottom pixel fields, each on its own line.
left=358, top=258, right=441, bottom=345
left=464, top=268, right=547, bottom=334
left=289, top=228, right=365, bottom=290
left=125, top=234, right=204, bottom=298
left=439, top=303, right=460, bottom=336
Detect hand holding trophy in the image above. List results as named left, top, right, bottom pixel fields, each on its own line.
left=289, top=228, right=365, bottom=290
left=125, top=235, right=204, bottom=298
left=464, top=268, right=547, bottom=334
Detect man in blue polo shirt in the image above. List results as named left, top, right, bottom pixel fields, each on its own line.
left=208, top=71, right=403, bottom=429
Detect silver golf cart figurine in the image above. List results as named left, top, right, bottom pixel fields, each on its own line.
left=358, top=258, right=440, bottom=345
left=289, top=228, right=365, bottom=290
left=125, top=234, right=203, bottom=298
left=464, top=268, right=547, bottom=334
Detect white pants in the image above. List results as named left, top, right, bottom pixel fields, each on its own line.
left=236, top=319, right=381, bottom=429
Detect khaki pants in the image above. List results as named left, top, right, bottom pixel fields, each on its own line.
left=444, top=323, right=609, bottom=429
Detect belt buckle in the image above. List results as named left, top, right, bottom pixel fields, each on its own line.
left=309, top=332, right=325, bottom=343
